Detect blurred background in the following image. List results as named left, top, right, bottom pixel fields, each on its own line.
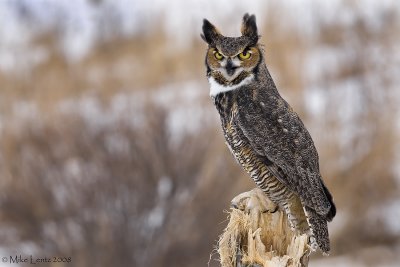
left=0, top=0, right=399, bottom=266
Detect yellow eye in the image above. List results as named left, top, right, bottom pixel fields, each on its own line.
left=214, top=50, right=223, bottom=60
left=239, top=50, right=251, bottom=60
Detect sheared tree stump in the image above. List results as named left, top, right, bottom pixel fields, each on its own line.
left=218, top=188, right=310, bottom=267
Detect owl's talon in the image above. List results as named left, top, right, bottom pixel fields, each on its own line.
left=269, top=205, right=279, bottom=213
left=262, top=205, right=278, bottom=213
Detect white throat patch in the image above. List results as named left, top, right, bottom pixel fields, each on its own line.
left=208, top=75, right=254, bottom=97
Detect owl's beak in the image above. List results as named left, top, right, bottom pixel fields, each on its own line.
left=226, top=58, right=238, bottom=76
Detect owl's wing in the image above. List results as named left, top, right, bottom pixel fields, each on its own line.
left=235, top=93, right=333, bottom=217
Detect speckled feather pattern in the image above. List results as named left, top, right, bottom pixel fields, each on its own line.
left=202, top=14, right=336, bottom=254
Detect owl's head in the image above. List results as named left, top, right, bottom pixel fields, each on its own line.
left=201, top=14, right=261, bottom=92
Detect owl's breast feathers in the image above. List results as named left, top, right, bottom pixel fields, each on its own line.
left=213, top=90, right=295, bottom=204
left=214, top=85, right=335, bottom=222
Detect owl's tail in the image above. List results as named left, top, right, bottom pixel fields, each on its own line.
left=304, top=206, right=331, bottom=255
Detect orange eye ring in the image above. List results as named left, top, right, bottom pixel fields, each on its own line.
left=214, top=50, right=224, bottom=60
left=239, top=50, right=251, bottom=60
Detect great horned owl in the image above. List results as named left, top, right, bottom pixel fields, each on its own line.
left=201, top=14, right=336, bottom=254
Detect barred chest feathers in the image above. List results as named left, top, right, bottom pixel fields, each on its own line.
left=213, top=93, right=297, bottom=207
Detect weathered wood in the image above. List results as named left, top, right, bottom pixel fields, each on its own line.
left=218, top=188, right=310, bottom=267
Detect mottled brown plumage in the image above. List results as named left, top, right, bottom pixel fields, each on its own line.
left=201, top=14, right=336, bottom=254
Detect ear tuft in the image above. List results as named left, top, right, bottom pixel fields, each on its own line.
left=201, top=19, right=221, bottom=45
left=241, top=13, right=258, bottom=44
